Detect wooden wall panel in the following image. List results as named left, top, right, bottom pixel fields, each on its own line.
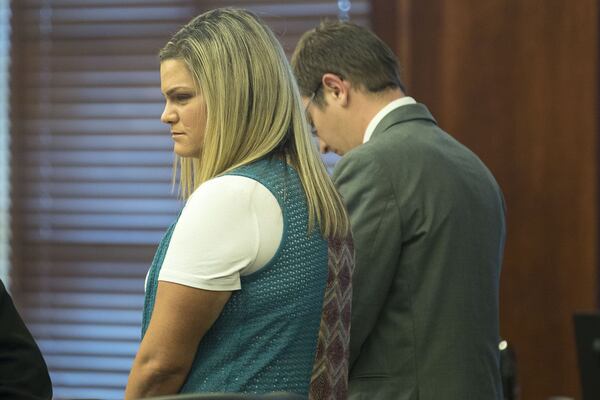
left=372, top=1, right=599, bottom=399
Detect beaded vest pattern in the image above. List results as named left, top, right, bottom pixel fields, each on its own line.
left=142, top=158, right=340, bottom=396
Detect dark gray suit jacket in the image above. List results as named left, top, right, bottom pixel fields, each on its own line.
left=333, top=104, right=505, bottom=400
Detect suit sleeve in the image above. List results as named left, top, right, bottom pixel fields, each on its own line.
left=0, top=280, right=53, bottom=400
left=333, top=149, right=402, bottom=368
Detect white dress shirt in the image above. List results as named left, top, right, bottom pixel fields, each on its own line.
left=363, top=96, right=417, bottom=143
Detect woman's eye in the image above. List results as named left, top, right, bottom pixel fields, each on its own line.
left=175, top=94, right=192, bottom=102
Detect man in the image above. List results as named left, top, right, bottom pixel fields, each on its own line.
left=292, top=22, right=505, bottom=400
left=0, top=279, right=53, bottom=399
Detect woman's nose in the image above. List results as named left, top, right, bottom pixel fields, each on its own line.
left=160, top=105, right=177, bottom=124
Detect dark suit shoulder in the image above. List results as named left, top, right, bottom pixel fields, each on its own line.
left=352, top=114, right=503, bottom=234
left=370, top=116, right=500, bottom=193
left=333, top=140, right=390, bottom=184
left=0, top=281, right=53, bottom=400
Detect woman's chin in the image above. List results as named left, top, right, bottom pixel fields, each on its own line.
left=174, top=145, right=201, bottom=159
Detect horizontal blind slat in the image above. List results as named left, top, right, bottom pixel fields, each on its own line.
left=38, top=339, right=139, bottom=356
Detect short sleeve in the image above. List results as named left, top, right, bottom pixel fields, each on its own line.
left=158, top=175, right=267, bottom=291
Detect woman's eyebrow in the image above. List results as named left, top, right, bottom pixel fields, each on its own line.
left=164, top=86, right=194, bottom=96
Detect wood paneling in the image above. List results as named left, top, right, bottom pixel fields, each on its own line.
left=373, top=1, right=599, bottom=399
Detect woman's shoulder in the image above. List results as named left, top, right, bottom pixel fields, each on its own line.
left=189, top=175, right=259, bottom=202
left=185, top=174, right=281, bottom=216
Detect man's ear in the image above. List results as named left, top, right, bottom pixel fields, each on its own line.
left=322, top=73, right=351, bottom=107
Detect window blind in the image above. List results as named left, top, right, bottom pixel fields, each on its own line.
left=9, top=1, right=369, bottom=399
left=0, top=1, right=9, bottom=286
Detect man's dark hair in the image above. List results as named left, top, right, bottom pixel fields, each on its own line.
left=291, top=20, right=405, bottom=106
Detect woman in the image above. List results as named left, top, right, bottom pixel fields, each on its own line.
left=125, top=8, right=353, bottom=400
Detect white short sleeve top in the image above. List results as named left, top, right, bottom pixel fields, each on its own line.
left=156, top=175, right=284, bottom=291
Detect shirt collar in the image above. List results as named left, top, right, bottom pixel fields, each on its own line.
left=363, top=96, right=417, bottom=143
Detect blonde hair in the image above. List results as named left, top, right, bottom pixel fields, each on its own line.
left=159, top=8, right=350, bottom=239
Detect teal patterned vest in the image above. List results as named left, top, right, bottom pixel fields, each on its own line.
left=142, top=158, right=329, bottom=395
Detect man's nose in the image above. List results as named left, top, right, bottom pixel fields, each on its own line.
left=318, top=138, right=330, bottom=154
